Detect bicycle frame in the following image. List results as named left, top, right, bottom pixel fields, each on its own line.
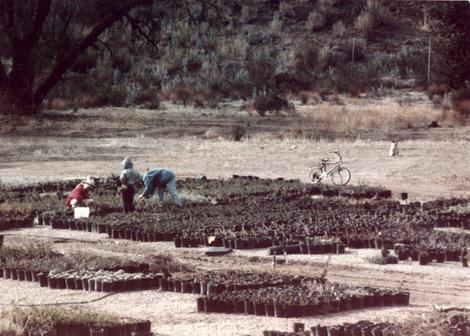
left=318, top=152, right=342, bottom=177
left=320, top=162, right=341, bottom=177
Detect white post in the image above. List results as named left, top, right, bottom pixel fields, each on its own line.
left=351, top=38, right=356, bottom=76
left=427, top=34, right=432, bottom=87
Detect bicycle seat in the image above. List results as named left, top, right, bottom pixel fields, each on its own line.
left=321, top=158, right=329, bottom=163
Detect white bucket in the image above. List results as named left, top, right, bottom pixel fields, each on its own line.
left=74, top=207, right=90, bottom=219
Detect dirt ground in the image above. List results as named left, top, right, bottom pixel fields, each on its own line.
left=1, top=228, right=469, bottom=336
left=1, top=135, right=470, bottom=201
left=1, top=104, right=470, bottom=335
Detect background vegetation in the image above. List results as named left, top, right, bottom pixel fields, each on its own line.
left=0, top=0, right=469, bottom=117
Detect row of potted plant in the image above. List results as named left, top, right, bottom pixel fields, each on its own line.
left=197, top=281, right=410, bottom=318
left=268, top=238, right=345, bottom=255
left=0, top=306, right=152, bottom=336
left=0, top=216, right=34, bottom=231
left=264, top=320, right=396, bottom=336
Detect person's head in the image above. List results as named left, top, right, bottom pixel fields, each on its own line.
left=122, top=157, right=133, bottom=169
left=83, top=176, right=95, bottom=190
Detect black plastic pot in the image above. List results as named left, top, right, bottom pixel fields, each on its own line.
left=74, top=278, right=83, bottom=290
left=38, top=273, right=48, bottom=287
left=311, top=325, right=328, bottom=336
left=11, top=268, right=18, bottom=280
left=273, top=303, right=285, bottom=318
left=197, top=297, right=205, bottom=312
left=418, top=255, right=429, bottom=265
left=57, top=277, right=66, bottom=289
left=102, top=281, right=114, bottom=292
left=293, top=323, right=305, bottom=332
left=233, top=300, right=245, bottom=314
left=3, top=267, right=11, bottom=279
left=264, top=303, right=275, bottom=316
left=48, top=277, right=58, bottom=289
left=244, top=300, right=255, bottom=315
left=253, top=301, right=266, bottom=316
left=25, top=270, right=33, bottom=282
left=65, top=278, right=76, bottom=290
left=17, top=269, right=26, bottom=281
left=88, top=279, right=96, bottom=291
left=159, top=278, right=168, bottom=291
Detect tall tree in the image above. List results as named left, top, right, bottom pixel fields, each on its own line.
left=0, top=0, right=153, bottom=115
left=433, top=3, right=470, bottom=88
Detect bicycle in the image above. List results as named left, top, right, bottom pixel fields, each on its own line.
left=308, top=151, right=351, bottom=185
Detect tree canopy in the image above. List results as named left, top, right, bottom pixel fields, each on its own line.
left=0, top=0, right=153, bottom=115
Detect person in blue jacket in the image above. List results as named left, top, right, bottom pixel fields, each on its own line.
left=138, top=168, right=182, bottom=206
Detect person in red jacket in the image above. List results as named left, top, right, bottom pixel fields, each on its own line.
left=65, top=177, right=95, bottom=209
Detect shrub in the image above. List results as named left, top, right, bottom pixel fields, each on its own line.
left=306, top=11, right=326, bottom=31
left=341, top=38, right=367, bottom=63
left=247, top=59, right=276, bottom=93
left=332, top=20, right=346, bottom=37
left=299, top=91, right=309, bottom=104
left=106, top=86, right=128, bottom=106
left=230, top=124, right=247, bottom=141
left=317, top=0, right=336, bottom=17
left=270, top=11, right=282, bottom=32
left=254, top=94, right=293, bottom=116
left=112, top=50, right=132, bottom=73
left=450, top=86, right=470, bottom=118
left=134, top=90, right=160, bottom=109
left=49, top=98, right=70, bottom=111
left=241, top=4, right=257, bottom=23
left=279, top=1, right=295, bottom=19
left=355, top=10, right=375, bottom=39
left=161, top=86, right=195, bottom=106
left=355, top=0, right=394, bottom=39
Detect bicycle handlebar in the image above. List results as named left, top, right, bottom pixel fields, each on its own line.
left=330, top=151, right=342, bottom=161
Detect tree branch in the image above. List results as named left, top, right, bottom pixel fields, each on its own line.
left=33, top=0, right=152, bottom=105
left=0, top=58, right=7, bottom=87
left=125, top=14, right=158, bottom=51
left=24, top=0, right=52, bottom=47
left=4, top=0, right=18, bottom=43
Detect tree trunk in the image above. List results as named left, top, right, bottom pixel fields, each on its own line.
left=0, top=87, right=37, bottom=115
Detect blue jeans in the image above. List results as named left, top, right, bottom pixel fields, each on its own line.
left=157, top=178, right=182, bottom=206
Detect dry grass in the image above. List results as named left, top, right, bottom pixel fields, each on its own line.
left=355, top=0, right=393, bottom=39
left=296, top=104, right=443, bottom=132
left=395, top=310, right=470, bottom=336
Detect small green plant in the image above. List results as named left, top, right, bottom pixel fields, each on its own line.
left=366, top=255, right=387, bottom=265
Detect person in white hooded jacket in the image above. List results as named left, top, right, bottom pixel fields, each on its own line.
left=120, top=157, right=141, bottom=212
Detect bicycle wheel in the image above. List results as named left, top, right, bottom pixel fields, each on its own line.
left=308, top=167, right=323, bottom=184
left=331, top=167, right=351, bottom=186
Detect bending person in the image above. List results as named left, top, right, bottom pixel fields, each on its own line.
left=139, top=168, right=182, bottom=206
left=65, top=176, right=95, bottom=209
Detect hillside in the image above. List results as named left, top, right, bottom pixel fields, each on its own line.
left=47, top=0, right=451, bottom=110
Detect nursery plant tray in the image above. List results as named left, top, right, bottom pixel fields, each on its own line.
left=205, top=247, right=233, bottom=256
